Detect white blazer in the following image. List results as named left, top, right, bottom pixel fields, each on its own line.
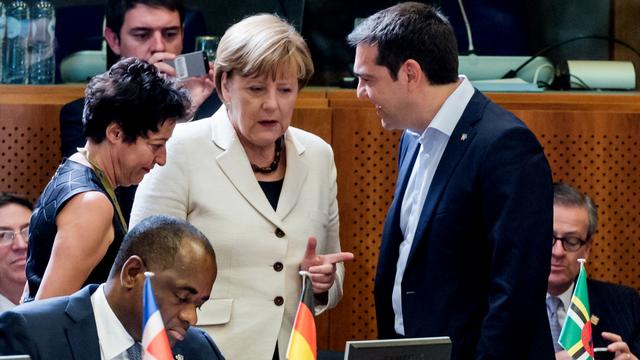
left=130, top=106, right=344, bottom=360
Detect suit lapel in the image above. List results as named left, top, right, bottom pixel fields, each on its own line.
left=64, top=285, right=101, bottom=360
left=212, top=109, right=283, bottom=228
left=276, top=132, right=308, bottom=220
left=407, top=91, right=486, bottom=263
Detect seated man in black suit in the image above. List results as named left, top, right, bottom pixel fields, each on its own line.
left=60, top=0, right=222, bottom=221
left=548, top=182, right=639, bottom=360
left=0, top=215, right=225, bottom=360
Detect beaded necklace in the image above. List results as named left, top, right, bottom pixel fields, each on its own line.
left=251, top=136, right=284, bottom=174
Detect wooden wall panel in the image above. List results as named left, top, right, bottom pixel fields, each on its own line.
left=0, top=104, right=62, bottom=203
left=329, top=107, right=400, bottom=346
left=3, top=86, right=640, bottom=353
left=0, top=85, right=83, bottom=202
left=513, top=110, right=640, bottom=290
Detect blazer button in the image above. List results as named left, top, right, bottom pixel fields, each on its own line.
left=274, top=296, right=284, bottom=306
left=275, top=228, right=285, bottom=238
left=273, top=262, right=283, bottom=272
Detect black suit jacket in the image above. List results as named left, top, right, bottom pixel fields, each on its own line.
left=375, top=90, right=554, bottom=359
left=59, top=94, right=222, bottom=222
left=0, top=285, right=225, bottom=360
left=588, top=279, right=640, bottom=355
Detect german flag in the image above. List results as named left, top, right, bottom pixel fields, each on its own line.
left=559, top=259, right=594, bottom=360
left=286, top=271, right=317, bottom=360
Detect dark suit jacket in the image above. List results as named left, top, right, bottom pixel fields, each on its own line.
left=588, top=279, right=640, bottom=356
left=58, top=94, right=222, bottom=222
left=375, top=90, right=554, bottom=360
left=0, top=285, right=225, bottom=360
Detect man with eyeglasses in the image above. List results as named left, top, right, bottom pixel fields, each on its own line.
left=0, top=193, right=32, bottom=312
left=548, top=182, right=639, bottom=360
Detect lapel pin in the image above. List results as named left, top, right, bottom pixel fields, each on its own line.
left=460, top=133, right=468, bottom=141
left=591, top=314, right=600, bottom=326
left=175, top=355, right=184, bottom=360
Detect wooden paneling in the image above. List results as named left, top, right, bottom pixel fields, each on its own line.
left=329, top=107, right=401, bottom=347
left=514, top=110, right=640, bottom=289
left=2, top=86, right=640, bottom=352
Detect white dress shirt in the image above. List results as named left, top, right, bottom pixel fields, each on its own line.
left=91, top=284, right=138, bottom=360
left=0, top=293, right=16, bottom=313
left=392, top=76, right=474, bottom=335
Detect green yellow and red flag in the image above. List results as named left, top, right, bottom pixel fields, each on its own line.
left=559, top=259, right=594, bottom=360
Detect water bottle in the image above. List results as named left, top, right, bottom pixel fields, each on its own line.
left=29, top=0, right=55, bottom=84
left=3, top=0, right=28, bottom=84
left=0, top=1, right=6, bottom=82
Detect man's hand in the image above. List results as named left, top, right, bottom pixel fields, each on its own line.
left=181, top=62, right=215, bottom=114
left=602, top=331, right=638, bottom=360
left=147, top=52, right=178, bottom=77
left=300, top=236, right=354, bottom=294
left=555, top=350, right=571, bottom=360
left=147, top=53, right=216, bottom=116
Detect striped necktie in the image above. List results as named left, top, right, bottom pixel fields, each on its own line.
left=547, top=296, right=563, bottom=352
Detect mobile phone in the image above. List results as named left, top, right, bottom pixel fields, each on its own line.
left=164, top=51, right=210, bottom=80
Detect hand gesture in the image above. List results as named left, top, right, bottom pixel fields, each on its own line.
left=300, top=236, right=354, bottom=294
left=147, top=53, right=216, bottom=116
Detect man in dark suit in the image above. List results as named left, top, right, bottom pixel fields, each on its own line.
left=348, top=3, right=554, bottom=359
left=60, top=0, right=222, bottom=221
left=548, top=182, right=639, bottom=360
left=0, top=215, right=225, bottom=360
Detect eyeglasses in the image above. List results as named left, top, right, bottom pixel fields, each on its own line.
left=552, top=235, right=587, bottom=252
left=0, top=228, right=29, bottom=246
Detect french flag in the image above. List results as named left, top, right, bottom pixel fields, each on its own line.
left=142, top=272, right=174, bottom=360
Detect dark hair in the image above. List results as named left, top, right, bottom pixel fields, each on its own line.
left=110, top=215, right=215, bottom=275
left=0, top=192, right=33, bottom=211
left=83, top=57, right=190, bottom=144
left=553, top=182, right=598, bottom=241
left=105, top=0, right=185, bottom=37
left=347, top=2, right=458, bottom=84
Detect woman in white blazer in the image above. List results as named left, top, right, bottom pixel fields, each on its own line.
left=130, top=14, right=353, bottom=360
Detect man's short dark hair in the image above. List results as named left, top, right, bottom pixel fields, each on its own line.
left=111, top=215, right=215, bottom=275
left=347, top=1, right=458, bottom=84
left=553, top=182, right=598, bottom=241
left=0, top=192, right=33, bottom=211
left=106, top=0, right=185, bottom=37
left=83, top=57, right=190, bottom=144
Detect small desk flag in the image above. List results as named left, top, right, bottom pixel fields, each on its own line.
left=142, top=272, right=174, bottom=360
left=559, top=259, right=594, bottom=360
left=286, top=271, right=317, bottom=360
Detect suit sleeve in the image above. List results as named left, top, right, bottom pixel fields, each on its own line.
left=0, top=311, right=39, bottom=359
left=475, top=125, right=553, bottom=359
left=627, top=287, right=640, bottom=356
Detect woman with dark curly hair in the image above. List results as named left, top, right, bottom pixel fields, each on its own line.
left=25, top=57, right=191, bottom=301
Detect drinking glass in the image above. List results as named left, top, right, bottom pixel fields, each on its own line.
left=195, top=35, right=220, bottom=62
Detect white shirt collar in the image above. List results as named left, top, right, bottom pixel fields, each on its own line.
left=0, top=293, right=16, bottom=313
left=91, top=284, right=136, bottom=360
left=407, top=75, right=474, bottom=144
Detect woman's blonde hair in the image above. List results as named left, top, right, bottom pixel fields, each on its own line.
left=214, top=13, right=314, bottom=96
